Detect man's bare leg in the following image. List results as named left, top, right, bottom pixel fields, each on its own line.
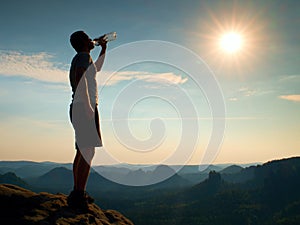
left=72, top=150, right=80, bottom=190
left=68, top=147, right=95, bottom=208
left=74, top=147, right=95, bottom=191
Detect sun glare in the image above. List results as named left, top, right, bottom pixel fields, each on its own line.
left=220, top=32, right=243, bottom=53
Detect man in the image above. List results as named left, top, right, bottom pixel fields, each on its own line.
left=68, top=31, right=106, bottom=210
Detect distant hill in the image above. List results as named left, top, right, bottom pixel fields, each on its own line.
left=121, top=157, right=300, bottom=225
left=0, top=172, right=29, bottom=188
left=29, top=167, right=73, bottom=191
left=217, top=164, right=257, bottom=184
left=27, top=167, right=129, bottom=194
left=120, top=165, right=189, bottom=187
left=0, top=160, right=42, bottom=169
left=0, top=161, right=72, bottom=178
left=220, top=165, right=243, bottom=174
left=177, top=164, right=225, bottom=175
left=152, top=165, right=191, bottom=187
left=92, top=165, right=132, bottom=177
left=93, top=164, right=191, bottom=188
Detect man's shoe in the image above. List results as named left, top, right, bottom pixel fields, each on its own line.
left=67, top=190, right=89, bottom=211
left=84, top=192, right=94, bottom=204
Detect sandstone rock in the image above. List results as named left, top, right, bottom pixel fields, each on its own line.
left=0, top=184, right=134, bottom=225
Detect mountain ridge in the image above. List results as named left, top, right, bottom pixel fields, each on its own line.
left=0, top=157, right=299, bottom=224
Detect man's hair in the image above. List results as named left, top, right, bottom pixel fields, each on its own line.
left=70, top=31, right=89, bottom=52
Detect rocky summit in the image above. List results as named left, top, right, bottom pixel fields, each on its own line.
left=0, top=184, right=134, bottom=225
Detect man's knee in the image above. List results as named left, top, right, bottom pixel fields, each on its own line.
left=80, top=147, right=95, bottom=163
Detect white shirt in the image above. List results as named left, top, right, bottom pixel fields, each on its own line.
left=69, top=52, right=98, bottom=105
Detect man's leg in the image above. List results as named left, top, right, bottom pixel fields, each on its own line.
left=74, top=147, right=95, bottom=191
left=72, top=150, right=81, bottom=190
left=68, top=147, right=95, bottom=208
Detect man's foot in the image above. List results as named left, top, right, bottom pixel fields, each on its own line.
left=85, top=192, right=94, bottom=203
left=67, top=190, right=90, bottom=211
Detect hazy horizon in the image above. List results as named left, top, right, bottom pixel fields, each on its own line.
left=2, top=156, right=295, bottom=167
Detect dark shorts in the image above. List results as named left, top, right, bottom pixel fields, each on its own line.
left=69, top=103, right=102, bottom=150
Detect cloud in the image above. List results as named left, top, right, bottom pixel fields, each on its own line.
left=278, top=75, right=300, bottom=82
left=98, top=71, right=188, bottom=86
left=228, top=97, right=238, bottom=101
left=238, top=86, right=256, bottom=97
left=279, top=95, right=300, bottom=102
left=0, top=50, right=187, bottom=87
left=0, top=50, right=68, bottom=83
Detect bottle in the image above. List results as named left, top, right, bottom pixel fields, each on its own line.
left=93, top=32, right=117, bottom=46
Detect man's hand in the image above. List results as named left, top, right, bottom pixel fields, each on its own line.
left=94, top=35, right=107, bottom=48
left=100, top=40, right=107, bottom=49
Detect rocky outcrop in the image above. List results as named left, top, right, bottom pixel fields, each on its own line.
left=0, top=184, right=134, bottom=225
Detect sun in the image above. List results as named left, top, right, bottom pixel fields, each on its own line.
left=219, top=32, right=243, bottom=53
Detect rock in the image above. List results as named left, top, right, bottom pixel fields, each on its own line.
left=0, top=184, right=134, bottom=225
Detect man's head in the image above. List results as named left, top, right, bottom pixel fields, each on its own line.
left=70, top=31, right=94, bottom=52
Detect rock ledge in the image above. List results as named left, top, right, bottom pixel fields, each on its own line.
left=0, top=184, right=134, bottom=225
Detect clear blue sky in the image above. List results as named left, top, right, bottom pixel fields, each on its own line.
left=0, top=0, right=299, bottom=165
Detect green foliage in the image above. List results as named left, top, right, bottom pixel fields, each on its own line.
left=118, top=157, right=300, bottom=225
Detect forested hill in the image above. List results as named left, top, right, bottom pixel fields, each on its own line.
left=123, top=157, right=300, bottom=225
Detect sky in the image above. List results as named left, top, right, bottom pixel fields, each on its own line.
left=0, top=0, right=299, bottom=165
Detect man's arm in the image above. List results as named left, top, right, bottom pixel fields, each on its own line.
left=94, top=43, right=107, bottom=72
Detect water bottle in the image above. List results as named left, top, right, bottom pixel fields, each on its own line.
left=93, top=32, right=117, bottom=46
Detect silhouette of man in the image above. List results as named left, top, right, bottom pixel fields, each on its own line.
left=68, top=31, right=106, bottom=209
